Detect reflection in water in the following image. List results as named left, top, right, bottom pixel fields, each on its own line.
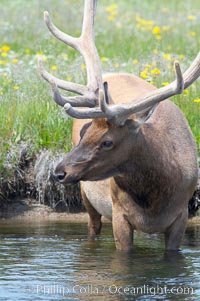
left=0, top=221, right=199, bottom=301
left=185, top=225, right=200, bottom=247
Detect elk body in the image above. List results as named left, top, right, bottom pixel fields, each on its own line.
left=39, top=0, right=199, bottom=251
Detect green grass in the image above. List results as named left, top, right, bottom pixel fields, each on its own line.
left=0, top=0, right=200, bottom=173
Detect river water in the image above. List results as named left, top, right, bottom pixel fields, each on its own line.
left=0, top=220, right=200, bottom=301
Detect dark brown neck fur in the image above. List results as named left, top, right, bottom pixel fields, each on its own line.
left=114, top=125, right=182, bottom=211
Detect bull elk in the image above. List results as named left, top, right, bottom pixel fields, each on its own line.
left=39, top=0, right=199, bottom=251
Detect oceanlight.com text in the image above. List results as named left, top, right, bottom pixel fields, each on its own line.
left=25, top=283, right=195, bottom=297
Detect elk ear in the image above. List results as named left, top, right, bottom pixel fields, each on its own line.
left=80, top=121, right=92, bottom=139
left=130, top=104, right=158, bottom=129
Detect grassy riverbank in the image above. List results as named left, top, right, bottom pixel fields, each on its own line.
left=0, top=0, right=200, bottom=184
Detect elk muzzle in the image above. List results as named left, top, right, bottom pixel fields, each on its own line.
left=53, top=170, right=67, bottom=183
left=53, top=145, right=94, bottom=184
left=53, top=159, right=81, bottom=185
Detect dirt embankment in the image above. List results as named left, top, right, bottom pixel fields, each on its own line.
left=0, top=143, right=84, bottom=219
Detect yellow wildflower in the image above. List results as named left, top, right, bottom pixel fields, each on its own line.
left=51, top=65, right=58, bottom=71
left=105, top=4, right=118, bottom=15
left=25, top=48, right=30, bottom=55
left=189, top=31, right=196, bottom=37
left=183, top=89, right=189, bottom=96
left=140, top=70, right=149, bottom=79
left=81, top=63, right=86, bottom=70
left=12, top=58, right=19, bottom=64
left=132, top=59, right=139, bottom=64
left=162, top=7, right=169, bottom=14
left=36, top=51, right=43, bottom=56
left=1, top=52, right=7, bottom=57
left=101, top=57, right=108, bottom=62
left=187, top=15, right=196, bottom=21
left=41, top=56, right=48, bottom=62
left=193, top=98, right=200, bottom=103
left=114, top=63, right=119, bottom=68
left=152, top=26, right=161, bottom=35
left=163, top=53, right=171, bottom=60
left=179, top=54, right=185, bottom=60
left=1, top=45, right=11, bottom=52
left=66, top=75, right=72, bottom=81
left=151, top=68, right=161, bottom=75
left=156, top=35, right=162, bottom=40
left=162, top=82, right=169, bottom=86
left=13, top=85, right=19, bottom=90
left=153, top=49, right=159, bottom=55
left=162, top=25, right=169, bottom=31
left=105, top=4, right=118, bottom=22
left=145, top=63, right=152, bottom=69
left=135, top=14, right=154, bottom=32
left=108, top=15, right=116, bottom=22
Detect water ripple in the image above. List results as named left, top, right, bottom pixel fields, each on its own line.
left=0, top=222, right=200, bottom=301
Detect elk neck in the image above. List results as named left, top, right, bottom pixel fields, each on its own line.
left=112, top=122, right=181, bottom=210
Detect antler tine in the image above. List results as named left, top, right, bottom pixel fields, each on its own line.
left=50, top=80, right=96, bottom=108
left=38, top=58, right=87, bottom=95
left=114, top=53, right=200, bottom=122
left=64, top=88, right=108, bottom=119
left=80, top=0, right=103, bottom=91
left=39, top=0, right=103, bottom=108
left=44, top=11, right=79, bottom=50
left=63, top=86, right=125, bottom=121
left=63, top=53, right=200, bottom=125
left=100, top=61, right=184, bottom=119
left=99, top=60, right=185, bottom=125
left=81, top=0, right=97, bottom=39
left=64, top=103, right=106, bottom=119
left=64, top=59, right=181, bottom=122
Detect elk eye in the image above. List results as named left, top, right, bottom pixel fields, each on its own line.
left=100, top=140, right=113, bottom=149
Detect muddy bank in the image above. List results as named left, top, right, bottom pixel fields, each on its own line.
left=0, top=197, right=199, bottom=227
left=0, top=198, right=79, bottom=220
left=0, top=142, right=200, bottom=219
left=0, top=198, right=88, bottom=222
left=0, top=198, right=200, bottom=228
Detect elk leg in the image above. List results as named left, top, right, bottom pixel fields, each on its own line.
left=112, top=208, right=133, bottom=251
left=164, top=210, right=188, bottom=251
left=81, top=187, right=102, bottom=236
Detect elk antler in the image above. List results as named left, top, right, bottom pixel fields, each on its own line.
left=64, top=52, right=200, bottom=125
left=38, top=0, right=102, bottom=108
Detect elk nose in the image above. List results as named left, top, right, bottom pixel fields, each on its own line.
left=54, top=172, right=67, bottom=182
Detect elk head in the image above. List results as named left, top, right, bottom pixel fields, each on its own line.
left=39, top=0, right=200, bottom=184
left=54, top=97, right=143, bottom=184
